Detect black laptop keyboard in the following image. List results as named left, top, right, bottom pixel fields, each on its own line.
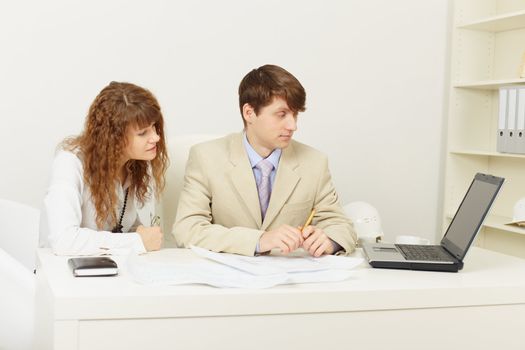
left=396, top=244, right=454, bottom=261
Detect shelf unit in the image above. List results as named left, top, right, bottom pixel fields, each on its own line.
left=454, top=78, right=525, bottom=89
left=445, top=0, right=525, bottom=258
left=446, top=212, right=525, bottom=235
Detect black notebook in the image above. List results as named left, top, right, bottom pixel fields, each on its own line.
left=68, top=257, right=118, bottom=277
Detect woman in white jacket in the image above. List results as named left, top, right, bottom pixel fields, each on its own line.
left=41, top=81, right=169, bottom=255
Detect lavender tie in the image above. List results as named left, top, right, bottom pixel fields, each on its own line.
left=255, top=159, right=274, bottom=219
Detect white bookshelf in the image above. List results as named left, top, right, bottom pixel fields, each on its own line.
left=454, top=78, right=525, bottom=89
left=450, top=149, right=525, bottom=158
left=457, top=9, right=525, bottom=32
left=446, top=212, right=525, bottom=235
left=445, top=0, right=525, bottom=258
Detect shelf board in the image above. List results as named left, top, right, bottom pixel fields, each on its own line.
left=457, top=10, right=525, bottom=32
left=450, top=150, right=525, bottom=159
left=454, top=78, right=525, bottom=90
left=446, top=213, right=525, bottom=235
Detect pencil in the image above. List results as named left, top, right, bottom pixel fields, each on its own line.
left=301, top=208, right=316, bottom=232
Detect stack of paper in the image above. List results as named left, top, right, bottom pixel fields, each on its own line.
left=128, top=246, right=363, bottom=289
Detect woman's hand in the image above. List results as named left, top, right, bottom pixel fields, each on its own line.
left=136, top=225, right=163, bottom=251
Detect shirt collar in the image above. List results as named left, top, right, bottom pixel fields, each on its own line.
left=242, top=132, right=282, bottom=169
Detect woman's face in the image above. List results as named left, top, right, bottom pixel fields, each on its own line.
left=124, top=122, right=160, bottom=161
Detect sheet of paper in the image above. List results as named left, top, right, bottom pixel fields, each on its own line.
left=190, top=245, right=364, bottom=275
left=128, top=257, right=288, bottom=288
left=286, top=269, right=355, bottom=284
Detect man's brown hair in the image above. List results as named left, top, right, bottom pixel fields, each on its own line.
left=238, top=65, right=306, bottom=125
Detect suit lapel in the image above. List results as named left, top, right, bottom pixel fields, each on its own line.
left=262, top=143, right=301, bottom=230
left=227, top=133, right=263, bottom=227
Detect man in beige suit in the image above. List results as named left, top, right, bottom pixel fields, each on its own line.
left=174, top=65, right=356, bottom=256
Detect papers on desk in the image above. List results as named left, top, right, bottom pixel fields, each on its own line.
left=128, top=246, right=363, bottom=289
left=191, top=245, right=362, bottom=275
left=129, top=258, right=289, bottom=288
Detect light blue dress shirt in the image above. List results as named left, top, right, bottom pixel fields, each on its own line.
left=242, top=133, right=281, bottom=189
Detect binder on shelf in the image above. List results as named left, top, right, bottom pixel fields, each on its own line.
left=521, top=52, right=525, bottom=79
left=507, top=88, right=518, bottom=153
left=517, top=88, right=525, bottom=154
left=497, top=88, right=508, bottom=153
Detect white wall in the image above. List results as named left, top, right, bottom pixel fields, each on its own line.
left=0, top=0, right=450, bottom=243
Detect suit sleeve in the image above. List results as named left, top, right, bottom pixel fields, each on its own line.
left=172, top=146, right=263, bottom=256
left=313, top=156, right=357, bottom=254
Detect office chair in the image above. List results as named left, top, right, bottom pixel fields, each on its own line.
left=158, top=134, right=222, bottom=247
left=0, top=199, right=39, bottom=350
left=0, top=199, right=40, bottom=271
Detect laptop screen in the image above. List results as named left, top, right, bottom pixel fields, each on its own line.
left=441, top=173, right=504, bottom=260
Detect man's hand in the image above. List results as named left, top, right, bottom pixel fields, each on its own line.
left=136, top=225, right=163, bottom=251
left=259, top=225, right=304, bottom=254
left=301, top=225, right=335, bottom=257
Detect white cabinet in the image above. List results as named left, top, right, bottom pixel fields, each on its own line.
left=445, top=0, right=525, bottom=258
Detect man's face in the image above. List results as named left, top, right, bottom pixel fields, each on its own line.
left=244, top=97, right=298, bottom=156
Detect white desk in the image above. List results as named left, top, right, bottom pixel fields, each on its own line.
left=34, top=247, right=525, bottom=350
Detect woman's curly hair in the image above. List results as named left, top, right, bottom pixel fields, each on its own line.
left=63, top=82, right=169, bottom=229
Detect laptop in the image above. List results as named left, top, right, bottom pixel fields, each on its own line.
left=362, top=173, right=504, bottom=272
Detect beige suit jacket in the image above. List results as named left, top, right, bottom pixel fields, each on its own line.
left=173, top=133, right=356, bottom=256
